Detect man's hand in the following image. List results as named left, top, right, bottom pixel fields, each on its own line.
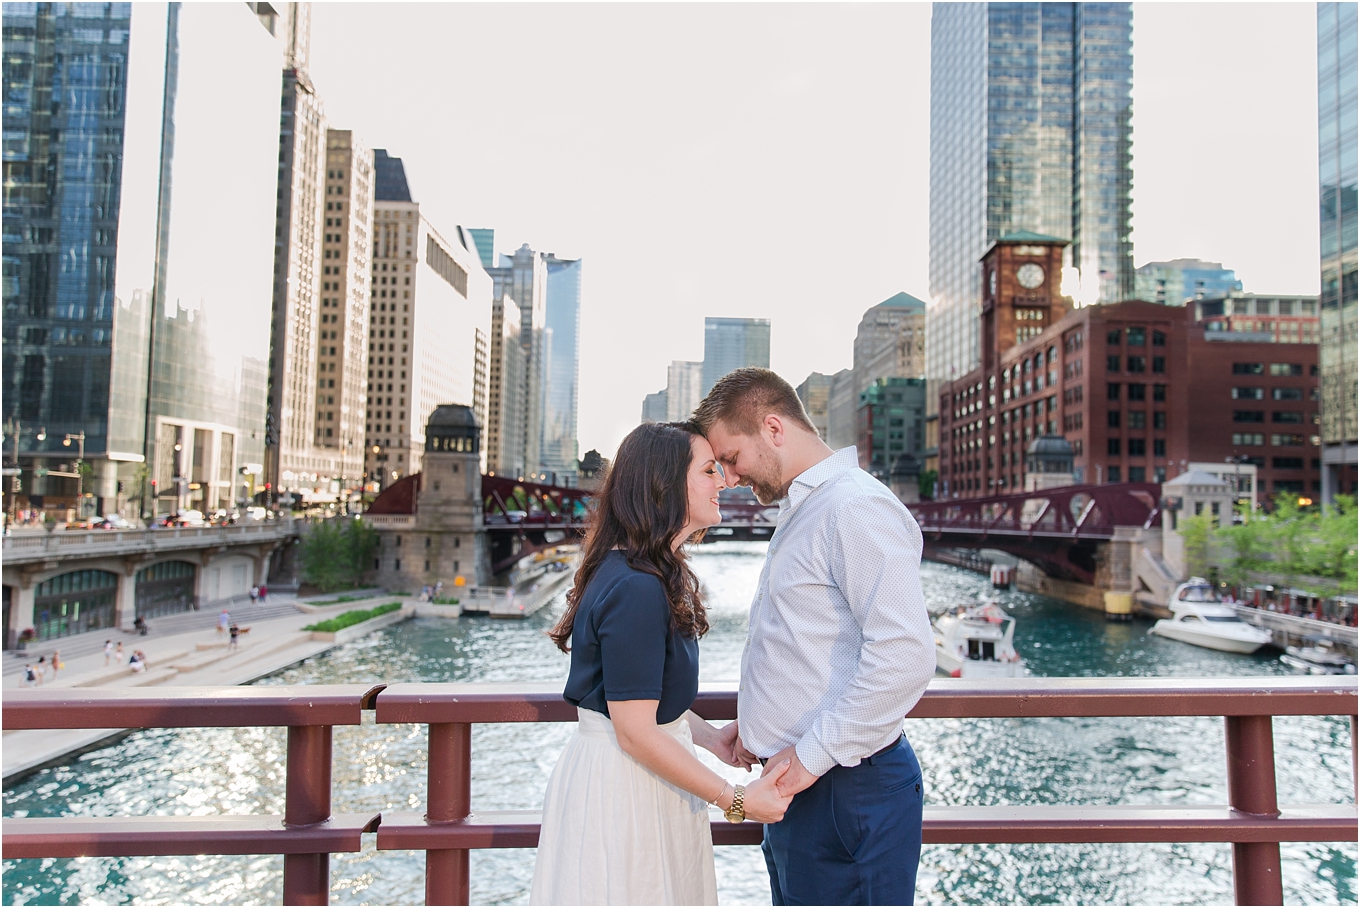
left=761, top=744, right=817, bottom=798
left=712, top=720, right=758, bottom=770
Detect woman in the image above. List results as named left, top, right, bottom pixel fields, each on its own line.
left=531, top=422, right=791, bottom=906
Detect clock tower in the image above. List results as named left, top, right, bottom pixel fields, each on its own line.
left=980, top=232, right=1071, bottom=373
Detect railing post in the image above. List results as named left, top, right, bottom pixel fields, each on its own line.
left=425, top=723, right=472, bottom=906
left=1225, top=715, right=1283, bottom=906
left=283, top=724, right=334, bottom=906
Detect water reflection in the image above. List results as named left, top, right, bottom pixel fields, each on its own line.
left=3, top=545, right=1354, bottom=906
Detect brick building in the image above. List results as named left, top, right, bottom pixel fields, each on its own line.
left=937, top=235, right=1320, bottom=506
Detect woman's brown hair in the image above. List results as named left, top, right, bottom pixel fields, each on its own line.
left=548, top=421, right=709, bottom=653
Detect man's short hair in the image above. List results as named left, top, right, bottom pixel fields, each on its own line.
left=692, top=368, right=817, bottom=436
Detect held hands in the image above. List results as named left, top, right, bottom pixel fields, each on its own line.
left=739, top=759, right=794, bottom=823
left=700, top=719, right=759, bottom=770
left=760, top=744, right=817, bottom=798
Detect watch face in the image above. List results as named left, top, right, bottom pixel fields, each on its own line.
left=1017, top=263, right=1044, bottom=289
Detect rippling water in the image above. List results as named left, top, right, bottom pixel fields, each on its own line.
left=3, top=543, right=1355, bottom=906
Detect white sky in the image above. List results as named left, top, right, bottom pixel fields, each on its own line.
left=309, top=2, right=1319, bottom=460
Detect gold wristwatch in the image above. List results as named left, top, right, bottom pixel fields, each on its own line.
left=723, top=784, right=746, bottom=823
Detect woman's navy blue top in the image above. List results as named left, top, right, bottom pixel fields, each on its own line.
left=563, top=551, right=699, bottom=725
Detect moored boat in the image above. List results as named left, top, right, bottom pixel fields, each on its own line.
left=1148, top=578, right=1273, bottom=654
left=1279, top=636, right=1357, bottom=675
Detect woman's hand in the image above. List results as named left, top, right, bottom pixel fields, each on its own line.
left=687, top=715, right=757, bottom=770
left=739, top=759, right=794, bottom=823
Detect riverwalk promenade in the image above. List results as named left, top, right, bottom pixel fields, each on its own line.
left=1, top=591, right=400, bottom=782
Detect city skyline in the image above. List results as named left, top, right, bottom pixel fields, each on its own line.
left=307, top=3, right=1319, bottom=458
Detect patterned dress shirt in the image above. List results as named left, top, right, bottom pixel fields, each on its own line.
left=737, top=446, right=936, bottom=776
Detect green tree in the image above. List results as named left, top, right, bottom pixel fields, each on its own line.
left=919, top=469, right=939, bottom=500
left=1265, top=493, right=1314, bottom=598
left=1214, top=502, right=1270, bottom=593
left=1307, top=494, right=1358, bottom=599
left=298, top=518, right=379, bottom=592
left=1179, top=511, right=1215, bottom=579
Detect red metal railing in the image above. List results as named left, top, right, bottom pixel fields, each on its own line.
left=4, top=678, right=1355, bottom=906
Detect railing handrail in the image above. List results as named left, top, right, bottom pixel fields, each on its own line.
left=0, top=520, right=300, bottom=563
left=3, top=678, right=1355, bottom=908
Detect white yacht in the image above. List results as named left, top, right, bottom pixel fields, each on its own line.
left=1149, top=578, right=1274, bottom=654
left=1280, top=636, right=1357, bottom=675
left=933, top=601, right=1026, bottom=678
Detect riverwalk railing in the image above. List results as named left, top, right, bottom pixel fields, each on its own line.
left=3, top=678, right=1355, bottom=907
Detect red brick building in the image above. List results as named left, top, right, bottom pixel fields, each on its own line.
left=937, top=235, right=1319, bottom=506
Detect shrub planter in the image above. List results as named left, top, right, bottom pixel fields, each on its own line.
left=307, top=603, right=413, bottom=644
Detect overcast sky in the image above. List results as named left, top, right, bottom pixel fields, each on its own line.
left=309, top=3, right=1319, bottom=460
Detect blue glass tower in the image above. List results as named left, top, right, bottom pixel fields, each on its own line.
left=928, top=2, right=1133, bottom=385
left=543, top=255, right=581, bottom=482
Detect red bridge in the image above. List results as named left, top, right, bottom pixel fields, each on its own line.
left=908, top=483, right=1161, bottom=584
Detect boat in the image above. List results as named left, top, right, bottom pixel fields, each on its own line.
left=1148, top=578, right=1274, bottom=654
left=933, top=601, right=1026, bottom=678
left=1279, top=636, right=1357, bottom=675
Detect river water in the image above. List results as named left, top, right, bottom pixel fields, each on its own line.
left=3, top=542, right=1356, bottom=905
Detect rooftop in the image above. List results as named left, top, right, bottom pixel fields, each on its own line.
left=874, top=291, right=927, bottom=311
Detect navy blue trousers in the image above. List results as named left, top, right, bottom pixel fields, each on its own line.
left=762, top=737, right=924, bottom=906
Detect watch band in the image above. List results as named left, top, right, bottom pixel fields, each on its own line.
left=724, top=784, right=746, bottom=823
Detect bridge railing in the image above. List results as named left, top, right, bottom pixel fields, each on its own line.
left=3, top=678, right=1355, bottom=907
left=0, top=519, right=299, bottom=564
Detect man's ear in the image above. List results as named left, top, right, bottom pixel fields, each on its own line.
left=764, top=414, right=786, bottom=448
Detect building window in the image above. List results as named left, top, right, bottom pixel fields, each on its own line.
left=1233, top=432, right=1265, bottom=445
left=1232, top=387, right=1264, bottom=400
left=1108, top=411, right=1121, bottom=428
left=1107, top=383, right=1121, bottom=401
left=1127, top=356, right=1145, bottom=373
left=1232, top=362, right=1264, bottom=375
left=1107, top=329, right=1122, bottom=345
left=1128, top=384, right=1146, bottom=402
left=1153, top=439, right=1166, bottom=456
left=1129, top=466, right=1146, bottom=482
left=1126, top=327, right=1146, bottom=346
left=1233, top=411, right=1265, bottom=423
left=1271, top=433, right=1306, bottom=446
left=1269, top=363, right=1303, bottom=377
left=1272, top=457, right=1305, bottom=470
left=1108, top=466, right=1121, bottom=483
left=1272, top=388, right=1304, bottom=401
left=1153, top=411, right=1167, bottom=430
left=1108, top=438, right=1121, bottom=456
left=1151, top=357, right=1166, bottom=373
left=1107, top=355, right=1121, bottom=372
left=1128, top=411, right=1146, bottom=430
left=1128, top=438, right=1146, bottom=456
left=1152, top=330, right=1166, bottom=347
left=1272, top=411, right=1305, bottom=424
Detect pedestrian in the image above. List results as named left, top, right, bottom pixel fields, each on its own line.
left=34, top=656, right=46, bottom=685
left=20, top=664, right=36, bottom=688
left=218, top=609, right=230, bottom=635
left=104, top=639, right=113, bottom=666
left=249, top=586, right=259, bottom=605
left=259, top=585, right=268, bottom=604
left=693, top=368, right=933, bottom=906
left=229, top=624, right=239, bottom=651
left=128, top=650, right=145, bottom=673
left=433, top=581, right=443, bottom=600
left=50, top=650, right=62, bottom=678
left=115, top=641, right=124, bottom=663
left=133, top=615, right=148, bottom=636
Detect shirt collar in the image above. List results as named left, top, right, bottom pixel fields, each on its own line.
left=781, top=446, right=859, bottom=513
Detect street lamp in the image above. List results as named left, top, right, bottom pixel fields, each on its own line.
left=62, top=432, right=86, bottom=519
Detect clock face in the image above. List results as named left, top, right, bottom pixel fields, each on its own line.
left=1016, top=263, right=1045, bottom=290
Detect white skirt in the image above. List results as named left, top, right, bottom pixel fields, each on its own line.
left=530, top=707, right=718, bottom=906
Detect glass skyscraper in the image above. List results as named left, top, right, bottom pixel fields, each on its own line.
left=543, top=255, right=581, bottom=483
left=701, top=317, right=771, bottom=396
left=3, top=3, right=282, bottom=518
left=928, top=2, right=1133, bottom=386
left=1318, top=1, right=1358, bottom=502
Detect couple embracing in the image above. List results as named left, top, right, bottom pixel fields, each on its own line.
left=531, top=369, right=936, bottom=906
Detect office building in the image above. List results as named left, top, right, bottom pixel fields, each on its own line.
left=363, top=151, right=490, bottom=488
left=1192, top=294, right=1321, bottom=345
left=928, top=2, right=1133, bottom=389
left=1318, top=2, right=1358, bottom=501
left=858, top=377, right=928, bottom=486
left=266, top=10, right=374, bottom=507
left=2, top=3, right=282, bottom=520
left=481, top=238, right=548, bottom=477
left=853, top=292, right=927, bottom=398
left=666, top=361, right=704, bottom=423
left=825, top=369, right=858, bottom=451
left=1134, top=259, right=1242, bottom=306
left=796, top=372, right=835, bottom=440
left=936, top=235, right=1320, bottom=506
left=701, top=317, right=771, bottom=395
left=641, top=390, right=669, bottom=424
left=487, top=296, right=526, bottom=477
left=543, top=254, right=582, bottom=484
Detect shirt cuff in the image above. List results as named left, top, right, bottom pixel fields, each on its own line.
left=795, top=733, right=837, bottom=777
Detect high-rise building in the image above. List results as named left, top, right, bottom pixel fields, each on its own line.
left=853, top=292, right=927, bottom=399
left=1134, top=259, right=1243, bottom=306
left=701, top=317, right=771, bottom=395
left=363, top=151, right=490, bottom=488
left=469, top=228, right=496, bottom=272
left=858, top=378, right=928, bottom=486
left=487, top=295, right=526, bottom=477
left=825, top=369, right=858, bottom=451
left=317, top=130, right=374, bottom=496
left=543, top=255, right=582, bottom=484
left=641, top=390, right=669, bottom=424
left=665, top=361, right=704, bottom=423
left=796, top=372, right=835, bottom=440
left=928, top=2, right=1133, bottom=389
left=482, top=240, right=548, bottom=478
left=2, top=3, right=282, bottom=520
left=1318, top=2, right=1358, bottom=502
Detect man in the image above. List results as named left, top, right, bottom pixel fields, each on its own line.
left=694, top=368, right=935, bottom=906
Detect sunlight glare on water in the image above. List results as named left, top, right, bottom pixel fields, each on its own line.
left=2, top=543, right=1355, bottom=906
